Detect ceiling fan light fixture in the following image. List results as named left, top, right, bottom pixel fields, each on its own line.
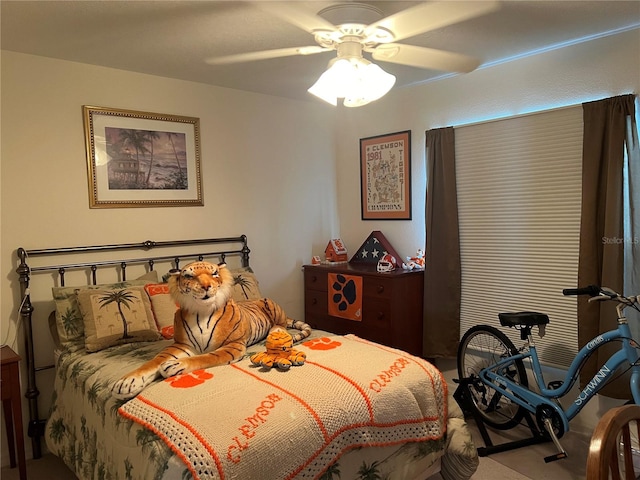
left=308, top=57, right=396, bottom=107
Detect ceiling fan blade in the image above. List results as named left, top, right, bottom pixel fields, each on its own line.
left=371, top=43, right=480, bottom=73
left=366, top=0, right=500, bottom=43
left=206, top=46, right=330, bottom=65
left=251, top=1, right=337, bottom=35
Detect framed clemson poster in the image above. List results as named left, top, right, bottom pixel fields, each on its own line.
left=360, top=130, right=411, bottom=220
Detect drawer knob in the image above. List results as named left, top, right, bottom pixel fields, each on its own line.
left=377, top=311, right=385, bottom=320
left=311, top=275, right=318, bottom=283
left=377, top=285, right=385, bottom=294
left=311, top=298, right=317, bottom=305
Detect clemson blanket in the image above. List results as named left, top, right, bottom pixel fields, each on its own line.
left=119, top=334, right=448, bottom=480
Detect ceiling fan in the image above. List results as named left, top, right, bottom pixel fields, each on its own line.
left=206, top=1, right=501, bottom=106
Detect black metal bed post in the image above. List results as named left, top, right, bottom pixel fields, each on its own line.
left=16, top=248, right=42, bottom=459
left=240, top=234, right=250, bottom=267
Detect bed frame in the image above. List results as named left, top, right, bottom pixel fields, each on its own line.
left=15, top=235, right=250, bottom=458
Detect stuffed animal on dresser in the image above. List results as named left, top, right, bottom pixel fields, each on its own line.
left=402, top=249, right=425, bottom=270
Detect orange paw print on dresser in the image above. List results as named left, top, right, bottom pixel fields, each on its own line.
left=303, top=337, right=342, bottom=351
left=166, top=369, right=214, bottom=389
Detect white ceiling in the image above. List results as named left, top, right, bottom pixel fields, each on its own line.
left=2, top=1, right=639, bottom=103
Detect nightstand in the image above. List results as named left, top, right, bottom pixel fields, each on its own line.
left=1, top=346, right=27, bottom=480
left=303, top=263, right=424, bottom=356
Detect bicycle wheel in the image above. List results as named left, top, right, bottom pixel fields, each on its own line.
left=457, top=325, right=528, bottom=430
left=614, top=424, right=640, bottom=478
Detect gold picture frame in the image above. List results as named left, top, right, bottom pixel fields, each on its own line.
left=360, top=130, right=411, bottom=220
left=83, top=105, right=203, bottom=208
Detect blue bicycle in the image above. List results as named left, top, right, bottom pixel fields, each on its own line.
left=457, top=285, right=640, bottom=461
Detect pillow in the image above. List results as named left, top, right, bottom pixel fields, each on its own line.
left=230, top=267, right=263, bottom=302
left=52, top=271, right=159, bottom=345
left=76, top=285, right=161, bottom=352
left=144, top=267, right=264, bottom=340
left=145, top=283, right=176, bottom=339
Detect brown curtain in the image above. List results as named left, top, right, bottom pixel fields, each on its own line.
left=578, top=94, right=636, bottom=399
left=423, top=127, right=461, bottom=358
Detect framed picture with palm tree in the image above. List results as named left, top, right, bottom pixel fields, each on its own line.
left=83, top=105, right=203, bottom=208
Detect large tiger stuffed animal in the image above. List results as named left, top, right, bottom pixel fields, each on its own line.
left=112, top=261, right=311, bottom=399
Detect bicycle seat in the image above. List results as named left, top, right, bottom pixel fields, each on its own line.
left=499, top=311, right=549, bottom=327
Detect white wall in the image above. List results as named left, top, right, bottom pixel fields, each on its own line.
left=331, top=27, right=640, bottom=435
left=1, top=50, right=339, bottom=319
left=0, top=50, right=337, bottom=461
left=333, top=28, right=640, bottom=263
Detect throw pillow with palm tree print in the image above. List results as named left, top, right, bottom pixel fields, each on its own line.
left=51, top=271, right=159, bottom=345
left=77, top=285, right=161, bottom=352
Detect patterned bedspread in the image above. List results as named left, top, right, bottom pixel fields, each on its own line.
left=120, top=334, right=447, bottom=480
left=45, top=330, right=478, bottom=480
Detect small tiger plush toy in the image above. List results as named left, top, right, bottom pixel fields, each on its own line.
left=250, top=328, right=306, bottom=370
left=112, top=261, right=311, bottom=399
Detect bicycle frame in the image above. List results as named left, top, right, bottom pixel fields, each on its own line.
left=479, top=318, right=640, bottom=434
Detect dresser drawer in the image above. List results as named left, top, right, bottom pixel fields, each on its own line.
left=304, top=312, right=341, bottom=333
left=305, top=312, right=389, bottom=343
left=304, top=269, right=328, bottom=292
left=302, top=264, right=424, bottom=356
left=363, top=276, right=393, bottom=299
left=304, top=289, right=327, bottom=315
left=362, top=298, right=392, bottom=327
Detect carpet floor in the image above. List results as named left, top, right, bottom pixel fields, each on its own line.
left=2, top=425, right=590, bottom=480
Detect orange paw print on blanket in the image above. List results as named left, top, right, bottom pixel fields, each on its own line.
left=303, top=337, right=342, bottom=351
left=165, top=369, right=214, bottom=389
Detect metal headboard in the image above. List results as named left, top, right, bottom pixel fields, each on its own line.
left=15, top=235, right=250, bottom=458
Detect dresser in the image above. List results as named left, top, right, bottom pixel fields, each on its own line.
left=303, top=263, right=424, bottom=356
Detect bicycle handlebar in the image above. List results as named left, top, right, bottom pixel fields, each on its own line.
left=562, top=286, right=639, bottom=317
left=562, top=285, right=601, bottom=297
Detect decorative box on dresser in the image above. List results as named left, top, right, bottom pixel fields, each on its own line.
left=303, top=263, right=424, bottom=356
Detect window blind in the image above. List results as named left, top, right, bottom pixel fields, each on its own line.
left=455, top=105, right=583, bottom=369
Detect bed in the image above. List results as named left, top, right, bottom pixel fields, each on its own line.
left=15, top=235, right=478, bottom=480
